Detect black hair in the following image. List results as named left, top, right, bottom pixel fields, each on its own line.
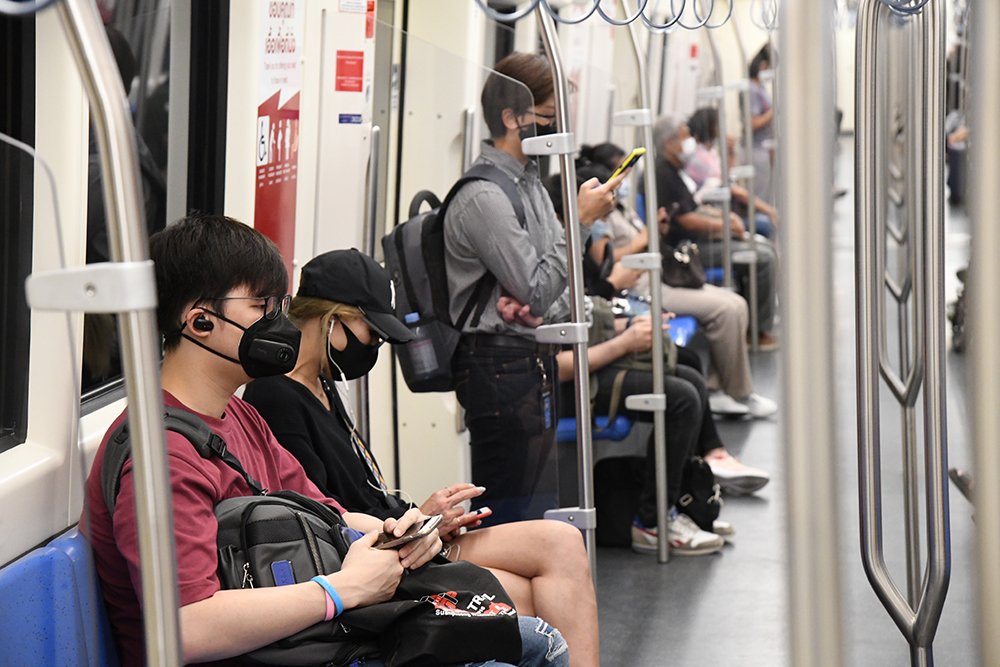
left=579, top=143, right=626, bottom=172
left=482, top=52, right=554, bottom=139
left=150, top=214, right=288, bottom=351
left=105, top=27, right=137, bottom=95
left=687, top=107, right=719, bottom=145
left=750, top=44, right=771, bottom=80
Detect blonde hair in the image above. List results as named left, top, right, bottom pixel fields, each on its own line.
left=289, top=295, right=362, bottom=331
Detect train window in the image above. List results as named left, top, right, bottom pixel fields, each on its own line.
left=0, top=16, right=35, bottom=453
left=82, top=4, right=172, bottom=402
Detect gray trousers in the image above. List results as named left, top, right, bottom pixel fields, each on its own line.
left=700, top=234, right=778, bottom=336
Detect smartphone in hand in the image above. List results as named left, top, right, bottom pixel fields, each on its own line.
left=374, top=515, right=444, bottom=550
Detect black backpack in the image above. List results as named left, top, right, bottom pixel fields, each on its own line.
left=382, top=164, right=526, bottom=393
left=100, top=408, right=522, bottom=667
left=677, top=456, right=723, bottom=532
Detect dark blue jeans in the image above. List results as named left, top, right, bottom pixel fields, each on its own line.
left=453, top=343, right=558, bottom=526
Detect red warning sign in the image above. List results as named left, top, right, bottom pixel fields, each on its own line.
left=335, top=50, right=364, bottom=92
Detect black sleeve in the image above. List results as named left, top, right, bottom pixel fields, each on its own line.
left=655, top=158, right=698, bottom=218
left=244, top=377, right=413, bottom=520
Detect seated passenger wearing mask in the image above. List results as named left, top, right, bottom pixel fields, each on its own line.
left=244, top=248, right=599, bottom=667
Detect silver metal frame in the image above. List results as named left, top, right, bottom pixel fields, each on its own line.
left=54, top=0, right=181, bottom=665
left=969, top=1, right=1000, bottom=664
left=779, top=0, right=844, bottom=665
left=855, top=2, right=950, bottom=665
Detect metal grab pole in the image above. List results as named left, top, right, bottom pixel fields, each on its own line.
left=357, top=124, right=382, bottom=446
left=531, top=6, right=597, bottom=580
left=622, top=0, right=669, bottom=563
left=730, top=19, right=760, bottom=352
left=700, top=20, right=734, bottom=290
left=778, top=0, right=844, bottom=666
left=969, top=2, right=1000, bottom=664
left=55, top=0, right=180, bottom=665
left=855, top=2, right=950, bottom=664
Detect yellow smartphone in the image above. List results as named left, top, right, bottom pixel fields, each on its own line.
left=608, top=147, right=646, bottom=181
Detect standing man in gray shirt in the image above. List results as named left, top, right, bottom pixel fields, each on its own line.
left=444, top=52, right=623, bottom=525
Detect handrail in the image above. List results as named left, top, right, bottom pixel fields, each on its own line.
left=855, top=1, right=950, bottom=664
left=473, top=0, right=736, bottom=30
left=532, top=5, right=597, bottom=581
left=699, top=16, right=733, bottom=289
left=623, top=0, right=670, bottom=563
left=729, top=13, right=760, bottom=351
left=779, top=1, right=843, bottom=665
left=55, top=0, right=181, bottom=665
left=357, top=124, right=382, bottom=447
left=969, top=1, right=1000, bottom=664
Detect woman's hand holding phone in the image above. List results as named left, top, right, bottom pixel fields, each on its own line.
left=420, top=483, right=486, bottom=538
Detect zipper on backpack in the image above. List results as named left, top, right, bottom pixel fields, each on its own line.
left=241, top=562, right=255, bottom=589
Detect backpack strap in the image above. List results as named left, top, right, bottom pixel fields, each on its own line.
left=101, top=406, right=266, bottom=518
left=441, top=164, right=528, bottom=330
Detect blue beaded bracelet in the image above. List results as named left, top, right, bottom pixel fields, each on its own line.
left=311, top=576, right=344, bottom=619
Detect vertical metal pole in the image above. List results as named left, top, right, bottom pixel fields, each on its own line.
left=732, top=20, right=760, bottom=352
left=969, top=1, right=1000, bottom=664
left=779, top=1, right=844, bottom=666
left=624, top=0, right=669, bottom=563
left=701, top=22, right=733, bottom=289
left=901, top=24, right=923, bottom=610
left=534, top=7, right=596, bottom=579
left=917, top=4, right=951, bottom=657
left=56, top=1, right=180, bottom=666
left=356, top=124, right=382, bottom=446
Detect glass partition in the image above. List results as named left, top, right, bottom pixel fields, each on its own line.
left=377, top=22, right=563, bottom=525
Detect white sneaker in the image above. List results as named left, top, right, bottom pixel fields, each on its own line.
left=712, top=519, right=735, bottom=537
left=669, top=513, right=725, bottom=555
left=740, top=392, right=778, bottom=418
left=704, top=449, right=771, bottom=495
left=709, top=391, right=750, bottom=417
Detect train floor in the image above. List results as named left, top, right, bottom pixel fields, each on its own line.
left=593, top=135, right=976, bottom=666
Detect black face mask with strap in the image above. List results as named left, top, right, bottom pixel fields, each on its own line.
left=327, top=318, right=380, bottom=381
left=181, top=309, right=301, bottom=378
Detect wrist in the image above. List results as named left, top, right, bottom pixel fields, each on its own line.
left=312, top=576, right=343, bottom=621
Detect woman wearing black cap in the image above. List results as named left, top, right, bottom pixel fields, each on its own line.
left=243, top=249, right=599, bottom=667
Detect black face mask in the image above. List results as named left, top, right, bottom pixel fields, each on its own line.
left=182, top=309, right=301, bottom=378
left=518, top=120, right=558, bottom=143
left=327, top=319, right=380, bottom=381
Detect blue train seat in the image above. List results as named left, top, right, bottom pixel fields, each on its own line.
left=669, top=315, right=698, bottom=346
left=0, top=527, right=119, bottom=667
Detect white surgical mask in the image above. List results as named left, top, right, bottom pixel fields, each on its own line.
left=680, top=137, right=698, bottom=163
left=617, top=178, right=632, bottom=202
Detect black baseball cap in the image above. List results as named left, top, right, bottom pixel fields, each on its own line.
left=297, top=249, right=415, bottom=344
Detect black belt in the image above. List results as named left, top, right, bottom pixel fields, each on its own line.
left=459, top=333, right=558, bottom=357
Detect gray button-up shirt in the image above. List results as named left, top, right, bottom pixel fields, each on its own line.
left=444, top=141, right=590, bottom=339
